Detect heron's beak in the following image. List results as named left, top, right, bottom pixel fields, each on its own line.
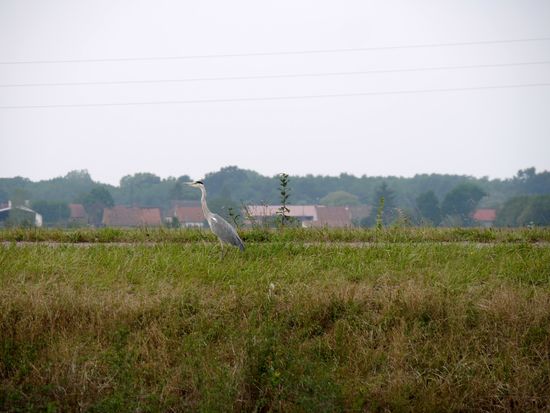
left=185, top=182, right=195, bottom=187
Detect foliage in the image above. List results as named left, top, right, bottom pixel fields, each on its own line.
left=227, top=206, right=242, bottom=229
left=0, top=188, right=8, bottom=204
left=441, top=182, right=487, bottom=226
left=2, top=208, right=35, bottom=228
left=416, top=190, right=441, bottom=225
left=117, top=172, right=195, bottom=206
left=31, top=200, right=70, bottom=225
left=78, top=187, right=115, bottom=226
left=375, top=196, right=385, bottom=230
left=276, top=173, right=291, bottom=228
left=497, top=195, right=550, bottom=227
left=374, top=182, right=396, bottom=225
left=513, top=167, right=550, bottom=195
left=519, top=195, right=550, bottom=226
left=208, top=197, right=240, bottom=222
left=320, top=190, right=360, bottom=206
left=1, top=167, right=549, bottom=228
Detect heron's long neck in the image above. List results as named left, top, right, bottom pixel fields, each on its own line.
left=200, top=187, right=211, bottom=218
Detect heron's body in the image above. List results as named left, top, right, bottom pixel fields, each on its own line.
left=188, top=181, right=244, bottom=254
left=207, top=212, right=245, bottom=251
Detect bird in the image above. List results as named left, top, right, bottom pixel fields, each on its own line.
left=186, top=181, right=245, bottom=257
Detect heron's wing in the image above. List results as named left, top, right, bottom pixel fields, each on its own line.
left=209, top=214, right=245, bottom=250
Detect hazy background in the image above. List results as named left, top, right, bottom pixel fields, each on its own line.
left=1, top=0, right=549, bottom=185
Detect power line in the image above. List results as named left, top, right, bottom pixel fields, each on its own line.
left=1, top=37, right=549, bottom=65
left=1, top=82, right=549, bottom=110
left=1, top=60, right=549, bottom=88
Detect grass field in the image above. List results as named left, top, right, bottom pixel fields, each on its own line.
left=1, top=228, right=550, bottom=412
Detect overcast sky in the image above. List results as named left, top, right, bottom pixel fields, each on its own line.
left=1, top=0, right=549, bottom=185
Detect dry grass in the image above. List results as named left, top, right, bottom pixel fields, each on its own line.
left=1, top=233, right=550, bottom=411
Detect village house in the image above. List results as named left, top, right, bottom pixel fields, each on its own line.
left=472, top=208, right=497, bottom=227
left=245, top=205, right=353, bottom=228
left=68, top=203, right=88, bottom=226
left=0, top=200, right=43, bottom=227
left=168, top=204, right=206, bottom=228
left=102, top=205, right=162, bottom=227
left=245, top=205, right=317, bottom=226
left=305, top=206, right=353, bottom=228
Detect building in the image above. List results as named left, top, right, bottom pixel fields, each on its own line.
left=245, top=205, right=318, bottom=226
left=102, top=205, right=162, bottom=227
left=472, top=208, right=497, bottom=227
left=244, top=205, right=353, bottom=228
left=169, top=205, right=206, bottom=228
left=0, top=200, right=43, bottom=227
left=68, top=203, right=88, bottom=225
left=306, top=206, right=353, bottom=228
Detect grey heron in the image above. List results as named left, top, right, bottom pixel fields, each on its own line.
left=186, top=181, right=245, bottom=256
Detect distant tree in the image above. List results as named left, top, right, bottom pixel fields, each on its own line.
left=11, top=188, right=30, bottom=207
left=169, top=181, right=185, bottom=200
left=513, top=167, right=550, bottom=195
left=120, top=172, right=161, bottom=187
left=441, top=183, right=486, bottom=226
left=4, top=209, right=35, bottom=228
left=79, top=186, right=114, bottom=226
left=496, top=196, right=529, bottom=227
left=65, top=169, right=93, bottom=182
left=32, top=200, right=70, bottom=225
left=416, top=190, right=441, bottom=225
left=518, top=195, right=550, bottom=226
left=0, top=188, right=8, bottom=204
left=320, top=191, right=360, bottom=206
left=167, top=215, right=181, bottom=229
left=359, top=215, right=375, bottom=228
left=208, top=196, right=240, bottom=222
left=497, top=195, right=550, bottom=227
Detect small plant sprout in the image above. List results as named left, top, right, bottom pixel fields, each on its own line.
left=277, top=173, right=291, bottom=228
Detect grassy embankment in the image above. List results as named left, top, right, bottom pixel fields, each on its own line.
left=1, top=227, right=550, bottom=411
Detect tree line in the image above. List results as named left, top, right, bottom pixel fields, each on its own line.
left=0, top=166, right=549, bottom=227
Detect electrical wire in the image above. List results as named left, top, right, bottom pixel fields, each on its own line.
left=1, top=37, right=549, bottom=65
left=1, top=82, right=548, bottom=110
left=1, top=60, right=549, bottom=88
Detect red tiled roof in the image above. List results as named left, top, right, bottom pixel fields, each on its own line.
left=140, top=208, right=162, bottom=226
left=472, top=208, right=496, bottom=222
left=68, top=203, right=87, bottom=219
left=102, top=206, right=162, bottom=227
left=173, top=206, right=205, bottom=223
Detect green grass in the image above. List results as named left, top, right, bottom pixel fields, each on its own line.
left=1, top=226, right=550, bottom=244
left=1, top=229, right=550, bottom=411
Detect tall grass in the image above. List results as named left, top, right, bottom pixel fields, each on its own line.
left=1, top=226, right=549, bottom=244
left=1, top=231, right=550, bottom=411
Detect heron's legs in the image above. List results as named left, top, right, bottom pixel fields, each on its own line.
left=219, top=239, right=226, bottom=259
